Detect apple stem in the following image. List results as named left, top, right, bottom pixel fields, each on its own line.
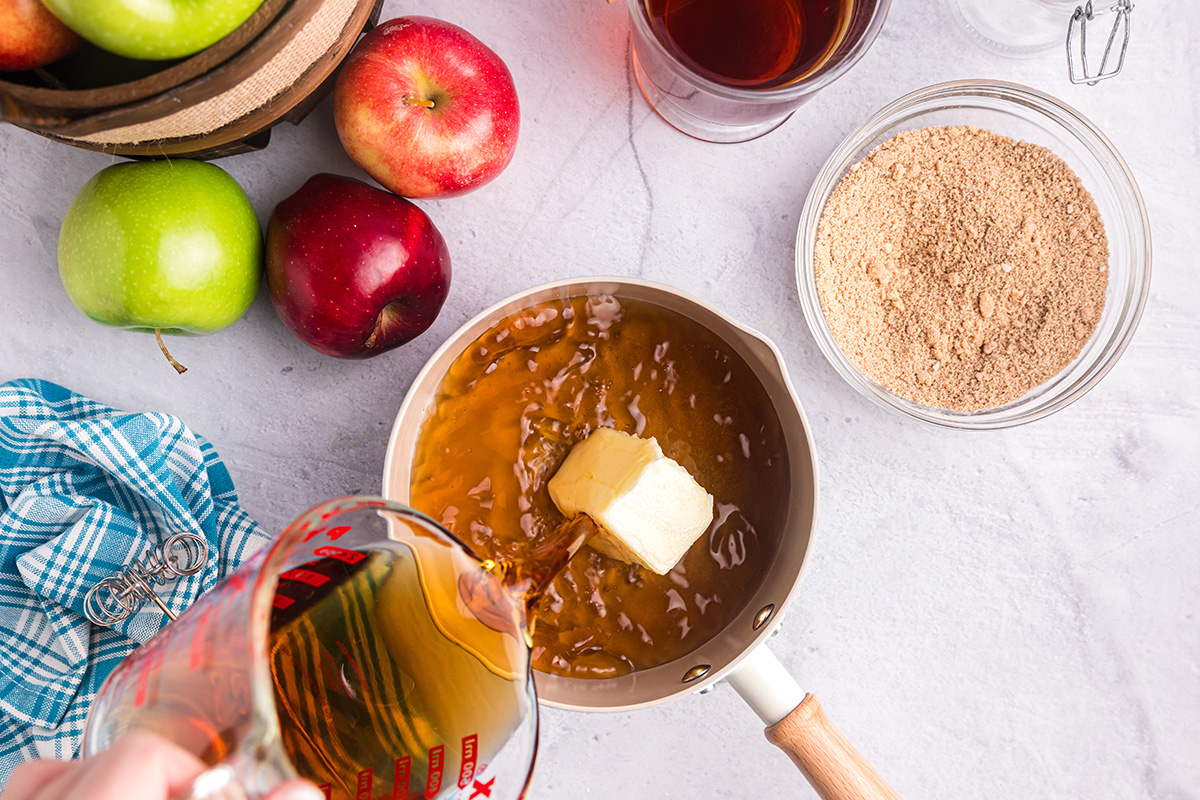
left=33, top=67, right=68, bottom=91
left=155, top=329, right=188, bottom=375
left=402, top=94, right=436, bottom=109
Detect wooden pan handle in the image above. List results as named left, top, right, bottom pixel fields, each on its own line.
left=765, top=694, right=901, bottom=800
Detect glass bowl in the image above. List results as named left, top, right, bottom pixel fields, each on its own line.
left=795, top=80, right=1151, bottom=430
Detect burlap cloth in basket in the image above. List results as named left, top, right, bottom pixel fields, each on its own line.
left=77, top=0, right=359, bottom=145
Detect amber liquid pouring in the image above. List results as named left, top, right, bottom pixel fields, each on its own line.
left=647, top=0, right=850, bottom=87
left=411, top=296, right=790, bottom=679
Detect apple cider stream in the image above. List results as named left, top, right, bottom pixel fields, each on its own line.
left=411, top=296, right=789, bottom=678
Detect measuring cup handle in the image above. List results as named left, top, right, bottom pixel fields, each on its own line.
left=765, top=693, right=901, bottom=800
left=726, top=645, right=901, bottom=800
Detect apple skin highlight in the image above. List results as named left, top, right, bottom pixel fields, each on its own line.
left=333, top=16, right=521, bottom=199
left=38, top=0, right=266, bottom=60
left=57, top=160, right=262, bottom=336
left=0, top=0, right=82, bottom=72
left=266, top=174, right=452, bottom=359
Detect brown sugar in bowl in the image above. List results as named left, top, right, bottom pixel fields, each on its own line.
left=813, top=124, right=1110, bottom=413
left=796, top=80, right=1151, bottom=430
left=0, top=0, right=382, bottom=159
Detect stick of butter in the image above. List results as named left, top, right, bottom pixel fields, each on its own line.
left=547, top=428, right=714, bottom=575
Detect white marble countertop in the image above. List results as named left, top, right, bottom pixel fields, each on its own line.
left=1, top=1, right=1196, bottom=798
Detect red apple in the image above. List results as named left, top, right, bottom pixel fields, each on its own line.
left=266, top=174, right=451, bottom=359
left=0, top=0, right=82, bottom=71
left=333, top=16, right=520, bottom=199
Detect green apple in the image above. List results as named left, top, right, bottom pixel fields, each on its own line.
left=38, top=0, right=266, bottom=60
left=58, top=159, right=262, bottom=373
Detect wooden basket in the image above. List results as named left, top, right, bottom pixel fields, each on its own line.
left=0, top=0, right=381, bottom=159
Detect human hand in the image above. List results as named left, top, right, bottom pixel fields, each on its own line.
left=3, top=731, right=323, bottom=800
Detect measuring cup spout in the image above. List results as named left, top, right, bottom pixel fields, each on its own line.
left=726, top=645, right=902, bottom=800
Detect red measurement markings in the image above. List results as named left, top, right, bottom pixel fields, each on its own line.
left=301, top=525, right=353, bottom=544
left=314, top=546, right=366, bottom=565
left=279, top=644, right=326, bottom=715
left=190, top=580, right=240, bottom=672
left=356, top=768, right=373, bottom=800
left=319, top=783, right=332, bottom=800
left=393, top=757, right=411, bottom=800
left=133, top=643, right=167, bottom=709
left=134, top=652, right=152, bottom=709
left=223, top=571, right=248, bottom=593
left=318, top=647, right=343, bottom=695
left=424, top=746, right=445, bottom=798
left=458, top=734, right=479, bottom=789
left=279, top=568, right=329, bottom=588
left=272, top=595, right=295, bottom=610
left=188, top=607, right=214, bottom=671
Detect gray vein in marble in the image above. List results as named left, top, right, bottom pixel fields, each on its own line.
left=624, top=33, right=654, bottom=278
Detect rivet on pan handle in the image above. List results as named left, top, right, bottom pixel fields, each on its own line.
left=84, top=533, right=209, bottom=626
left=753, top=603, right=775, bottom=630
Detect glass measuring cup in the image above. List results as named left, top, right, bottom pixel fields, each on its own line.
left=82, top=497, right=538, bottom=800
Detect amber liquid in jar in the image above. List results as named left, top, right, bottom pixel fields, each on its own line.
left=647, top=0, right=850, bottom=87
left=410, top=296, right=790, bottom=679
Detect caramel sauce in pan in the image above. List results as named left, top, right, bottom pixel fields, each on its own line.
left=410, top=296, right=789, bottom=679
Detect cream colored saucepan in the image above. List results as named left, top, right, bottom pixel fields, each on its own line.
left=383, top=277, right=901, bottom=800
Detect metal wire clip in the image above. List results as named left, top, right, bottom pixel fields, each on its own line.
left=84, top=533, right=209, bottom=626
left=1068, top=0, right=1134, bottom=85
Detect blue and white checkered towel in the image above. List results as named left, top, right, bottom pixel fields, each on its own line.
left=0, top=379, right=270, bottom=787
